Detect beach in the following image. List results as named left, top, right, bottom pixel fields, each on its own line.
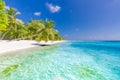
left=0, top=40, right=65, bottom=55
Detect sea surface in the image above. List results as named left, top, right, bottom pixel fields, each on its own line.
left=0, top=41, right=120, bottom=80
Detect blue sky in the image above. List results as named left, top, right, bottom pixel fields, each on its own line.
left=4, top=0, right=120, bottom=40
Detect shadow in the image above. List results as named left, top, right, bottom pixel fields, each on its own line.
left=32, top=43, right=52, bottom=46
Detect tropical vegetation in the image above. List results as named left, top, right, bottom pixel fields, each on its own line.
left=0, top=0, right=64, bottom=41
left=0, top=0, right=8, bottom=31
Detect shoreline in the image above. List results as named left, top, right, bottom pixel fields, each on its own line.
left=0, top=40, right=65, bottom=55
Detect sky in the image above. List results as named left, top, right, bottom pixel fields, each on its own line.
left=4, top=0, right=120, bottom=40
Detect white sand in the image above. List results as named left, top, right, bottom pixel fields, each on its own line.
left=0, top=40, right=65, bottom=54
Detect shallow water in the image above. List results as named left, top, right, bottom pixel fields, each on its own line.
left=0, top=41, right=120, bottom=80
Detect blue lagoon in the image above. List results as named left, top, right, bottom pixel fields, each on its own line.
left=0, top=41, right=120, bottom=80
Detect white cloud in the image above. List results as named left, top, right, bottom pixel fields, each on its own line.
left=5, top=6, right=10, bottom=10
left=46, top=2, right=61, bottom=13
left=34, top=12, right=41, bottom=16
left=5, top=6, right=21, bottom=14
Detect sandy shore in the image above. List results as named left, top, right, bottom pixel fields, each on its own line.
left=0, top=40, right=65, bottom=54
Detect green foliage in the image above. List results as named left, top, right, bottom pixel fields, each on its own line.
left=2, top=64, right=19, bottom=75
left=1, top=8, right=25, bottom=40
left=0, top=0, right=64, bottom=41
left=5, top=8, right=21, bottom=39
left=0, top=0, right=8, bottom=31
left=35, top=19, right=64, bottom=42
left=26, top=20, right=45, bottom=40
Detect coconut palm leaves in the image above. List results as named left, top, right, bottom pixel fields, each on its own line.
left=0, top=0, right=8, bottom=31
left=37, top=19, right=55, bottom=41
left=25, top=20, right=45, bottom=40
left=2, top=8, right=22, bottom=40
left=6, top=8, right=21, bottom=39
left=35, top=19, right=64, bottom=42
left=0, top=1, right=64, bottom=41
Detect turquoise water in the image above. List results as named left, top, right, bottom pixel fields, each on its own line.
left=0, top=41, right=120, bottom=80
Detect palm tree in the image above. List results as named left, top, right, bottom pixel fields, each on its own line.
left=13, top=20, right=45, bottom=40
left=1, top=0, right=64, bottom=41
left=36, top=19, right=55, bottom=42
left=26, top=20, right=45, bottom=40
left=1, top=7, right=21, bottom=40
left=8, top=8, right=21, bottom=39
left=0, top=0, right=8, bottom=31
left=36, top=19, right=65, bottom=42
left=0, top=0, right=8, bottom=39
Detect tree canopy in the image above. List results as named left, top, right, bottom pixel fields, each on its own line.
left=0, top=0, right=8, bottom=31
left=0, top=0, right=64, bottom=41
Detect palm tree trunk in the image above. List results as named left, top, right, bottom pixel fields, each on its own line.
left=14, top=34, right=39, bottom=40
left=0, top=27, right=13, bottom=40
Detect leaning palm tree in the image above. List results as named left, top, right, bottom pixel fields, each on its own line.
left=36, top=19, right=65, bottom=42
left=26, top=20, right=45, bottom=40
left=36, top=19, right=56, bottom=42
